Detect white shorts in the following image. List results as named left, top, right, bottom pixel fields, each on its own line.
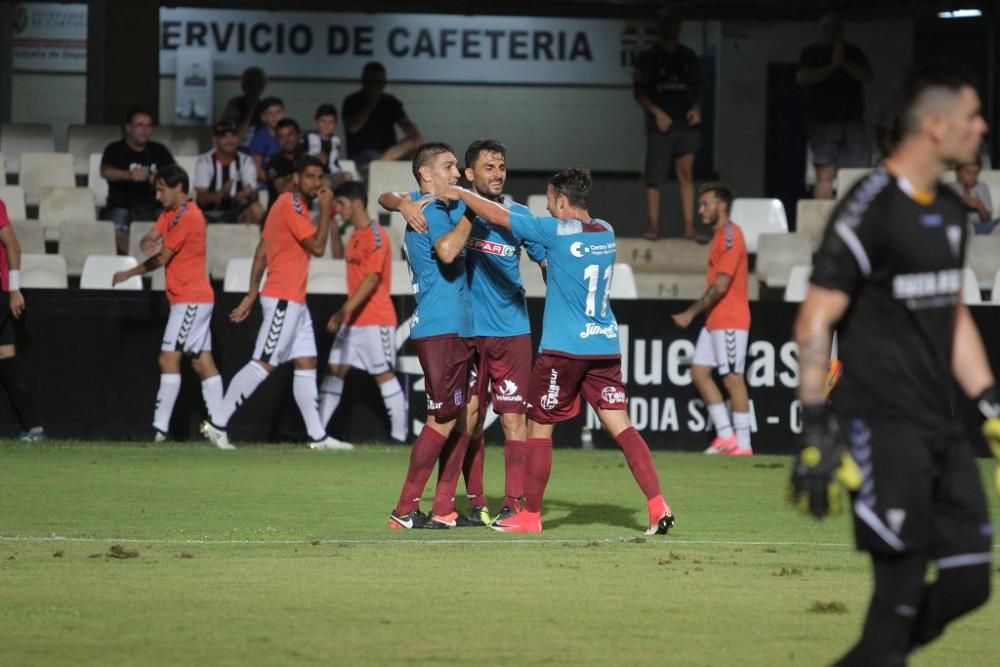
left=328, top=324, right=396, bottom=374
left=161, top=302, right=213, bottom=355
left=692, top=327, right=749, bottom=376
left=252, top=297, right=317, bottom=365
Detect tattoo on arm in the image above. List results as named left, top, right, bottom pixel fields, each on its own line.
left=798, top=334, right=832, bottom=406
left=142, top=256, right=161, bottom=273
left=690, top=284, right=722, bottom=316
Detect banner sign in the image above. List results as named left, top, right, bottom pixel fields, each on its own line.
left=11, top=2, right=87, bottom=73
left=158, top=8, right=657, bottom=85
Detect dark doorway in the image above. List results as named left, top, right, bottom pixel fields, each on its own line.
left=764, top=62, right=809, bottom=230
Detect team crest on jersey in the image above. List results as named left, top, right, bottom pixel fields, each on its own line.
left=466, top=238, right=515, bottom=256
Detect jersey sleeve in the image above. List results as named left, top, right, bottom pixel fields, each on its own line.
left=289, top=209, right=317, bottom=243
left=810, top=196, right=883, bottom=294
left=524, top=239, right=547, bottom=263
left=426, top=201, right=458, bottom=246
left=509, top=210, right=557, bottom=246
left=714, top=227, right=745, bottom=277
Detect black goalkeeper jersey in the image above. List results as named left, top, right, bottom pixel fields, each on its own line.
left=810, top=166, right=968, bottom=428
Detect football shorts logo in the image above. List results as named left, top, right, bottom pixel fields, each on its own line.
left=601, top=386, right=626, bottom=404
left=496, top=379, right=522, bottom=402
left=539, top=369, right=560, bottom=410
left=426, top=397, right=442, bottom=411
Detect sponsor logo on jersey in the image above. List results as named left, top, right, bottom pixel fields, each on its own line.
left=496, top=379, right=522, bottom=402
left=579, top=322, right=619, bottom=339
left=892, top=269, right=962, bottom=300
left=886, top=508, right=906, bottom=535
left=539, top=369, right=560, bottom=410
left=601, top=386, right=626, bottom=404
left=466, top=237, right=515, bottom=257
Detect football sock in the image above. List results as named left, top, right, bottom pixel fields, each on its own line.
left=379, top=377, right=407, bottom=442
left=395, top=426, right=448, bottom=515
left=0, top=357, right=40, bottom=430
left=292, top=369, right=326, bottom=441
left=909, top=561, right=991, bottom=652
left=707, top=403, right=734, bottom=439
left=200, top=375, right=223, bottom=425
left=733, top=411, right=752, bottom=450
left=433, top=432, right=471, bottom=516
left=217, top=361, right=269, bottom=427
left=522, top=438, right=553, bottom=513
left=152, top=373, right=181, bottom=434
left=503, top=439, right=527, bottom=508
left=463, top=434, right=487, bottom=508
left=615, top=427, right=662, bottom=500
left=318, top=375, right=344, bottom=426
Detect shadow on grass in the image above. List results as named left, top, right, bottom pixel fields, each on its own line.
left=542, top=497, right=644, bottom=531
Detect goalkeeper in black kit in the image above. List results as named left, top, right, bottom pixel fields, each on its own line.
left=790, top=65, right=999, bottom=666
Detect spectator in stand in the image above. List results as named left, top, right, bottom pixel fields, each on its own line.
left=633, top=10, right=704, bottom=242
left=222, top=66, right=267, bottom=145
left=101, top=108, right=175, bottom=254
left=194, top=120, right=264, bottom=225
left=948, top=157, right=996, bottom=234
left=797, top=14, right=874, bottom=199
left=342, top=62, right=422, bottom=171
left=248, top=96, right=286, bottom=181
left=306, top=104, right=351, bottom=186
left=266, top=118, right=306, bottom=204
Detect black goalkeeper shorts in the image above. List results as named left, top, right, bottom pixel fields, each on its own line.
left=0, top=292, right=14, bottom=347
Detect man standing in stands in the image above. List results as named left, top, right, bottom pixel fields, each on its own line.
left=194, top=120, right=264, bottom=225
left=101, top=109, right=175, bottom=254
left=343, top=62, right=422, bottom=172
left=200, top=156, right=350, bottom=452
left=0, top=197, right=44, bottom=441
left=671, top=183, right=752, bottom=456
left=112, top=164, right=223, bottom=441
left=222, top=66, right=268, bottom=145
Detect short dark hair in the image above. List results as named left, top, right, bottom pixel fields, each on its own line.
left=699, top=182, right=734, bottom=210
left=334, top=180, right=368, bottom=207
left=411, top=142, right=455, bottom=182
left=125, top=108, right=152, bottom=125
left=295, top=155, right=325, bottom=174
left=464, top=139, right=507, bottom=169
left=548, top=167, right=592, bottom=208
left=898, top=65, right=978, bottom=137
left=362, top=61, right=386, bottom=78
left=315, top=103, right=338, bottom=120
left=276, top=118, right=301, bottom=134
left=259, top=96, right=284, bottom=113
left=156, top=163, right=189, bottom=193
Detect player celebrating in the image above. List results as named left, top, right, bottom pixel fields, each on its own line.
left=671, top=183, right=752, bottom=455
left=791, top=66, right=996, bottom=664
left=112, top=164, right=222, bottom=440
left=381, top=142, right=481, bottom=529
left=442, top=168, right=675, bottom=535
left=0, top=197, right=44, bottom=441
left=319, top=181, right=406, bottom=443
left=200, top=156, right=350, bottom=451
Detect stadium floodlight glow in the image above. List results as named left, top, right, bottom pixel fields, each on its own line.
left=937, top=9, right=983, bottom=18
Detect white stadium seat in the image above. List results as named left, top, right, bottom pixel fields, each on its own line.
left=756, top=233, right=813, bottom=288
left=338, top=159, right=360, bottom=181
left=160, top=125, right=206, bottom=156
left=527, top=194, right=548, bottom=216
left=835, top=168, right=873, bottom=201
left=633, top=272, right=706, bottom=299
left=80, top=255, right=142, bottom=290
left=20, top=253, right=68, bottom=289
left=368, top=160, right=416, bottom=220
left=520, top=253, right=546, bottom=297
left=966, top=234, right=1000, bottom=289
left=1, top=123, right=55, bottom=175
left=387, top=213, right=407, bottom=260
left=0, top=153, right=5, bottom=180
left=87, top=152, right=109, bottom=208
left=222, top=257, right=264, bottom=293
left=206, top=224, right=260, bottom=280
left=19, top=152, right=75, bottom=206
left=729, top=198, right=789, bottom=253
left=10, top=220, right=45, bottom=254
left=795, top=198, right=837, bottom=249
left=58, top=221, right=116, bottom=275
left=67, top=124, right=120, bottom=176
left=127, top=221, right=157, bottom=263
left=39, top=187, right=97, bottom=223
left=610, top=263, right=638, bottom=299
left=390, top=259, right=412, bottom=295
left=992, top=269, right=1000, bottom=304
left=783, top=265, right=813, bottom=303
left=0, top=185, right=27, bottom=220
left=172, top=155, right=198, bottom=196
left=307, top=258, right=347, bottom=294
left=615, top=238, right=708, bottom=274
left=962, top=267, right=982, bottom=305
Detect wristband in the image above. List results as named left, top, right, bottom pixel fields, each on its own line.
left=977, top=386, right=999, bottom=419
left=8, top=269, right=20, bottom=291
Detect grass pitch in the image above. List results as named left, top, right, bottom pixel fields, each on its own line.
left=1, top=441, right=998, bottom=666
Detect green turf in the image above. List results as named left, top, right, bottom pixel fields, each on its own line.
left=1, top=441, right=997, bottom=666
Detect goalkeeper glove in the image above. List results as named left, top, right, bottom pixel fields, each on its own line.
left=977, top=386, right=1000, bottom=494
left=790, top=404, right=862, bottom=518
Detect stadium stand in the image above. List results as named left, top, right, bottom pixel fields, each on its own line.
left=729, top=198, right=789, bottom=253
left=992, top=270, right=1000, bottom=304
left=366, top=160, right=415, bottom=220
left=967, top=234, right=1000, bottom=290
left=795, top=198, right=836, bottom=248
left=520, top=253, right=546, bottom=297
left=81, top=255, right=142, bottom=290
left=206, top=224, right=260, bottom=280
left=338, top=159, right=360, bottom=181
left=20, top=253, right=68, bottom=288
left=390, top=258, right=412, bottom=295
left=87, top=153, right=109, bottom=208
left=0, top=185, right=27, bottom=220
left=11, top=220, right=45, bottom=255
left=942, top=168, right=1000, bottom=216
left=1, top=123, right=55, bottom=176
left=527, top=194, right=547, bottom=216
left=172, top=155, right=198, bottom=196
left=127, top=221, right=156, bottom=262
left=834, top=167, right=872, bottom=200
left=307, top=258, right=348, bottom=294
left=783, top=264, right=812, bottom=302
left=159, top=125, right=208, bottom=156
left=58, top=221, right=116, bottom=275
left=67, top=124, right=121, bottom=176
left=222, top=257, right=257, bottom=293
left=610, top=263, right=638, bottom=299
left=19, top=152, right=75, bottom=206
left=756, top=232, right=813, bottom=288
left=962, top=267, right=982, bottom=304
left=387, top=212, right=407, bottom=260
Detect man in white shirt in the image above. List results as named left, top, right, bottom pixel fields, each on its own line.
left=194, top=120, right=265, bottom=224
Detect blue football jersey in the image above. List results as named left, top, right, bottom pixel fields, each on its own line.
left=465, top=197, right=546, bottom=337
left=404, top=193, right=474, bottom=339
left=509, top=211, right=620, bottom=358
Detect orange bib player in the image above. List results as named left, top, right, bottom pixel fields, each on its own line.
left=319, top=181, right=406, bottom=444
left=112, top=164, right=222, bottom=441
left=199, top=155, right=350, bottom=451
left=672, top=183, right=753, bottom=455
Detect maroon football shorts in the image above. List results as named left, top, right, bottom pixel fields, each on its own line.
left=415, top=335, right=478, bottom=419
left=475, top=334, right=532, bottom=415
left=526, top=353, right=627, bottom=424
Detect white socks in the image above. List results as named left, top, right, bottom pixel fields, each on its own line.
left=153, top=373, right=181, bottom=434
left=380, top=377, right=407, bottom=442
left=733, top=412, right=752, bottom=451
left=293, top=368, right=327, bottom=441
left=319, top=375, right=344, bottom=426
left=707, top=402, right=734, bottom=440
left=201, top=375, right=223, bottom=425
left=217, top=361, right=269, bottom=427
